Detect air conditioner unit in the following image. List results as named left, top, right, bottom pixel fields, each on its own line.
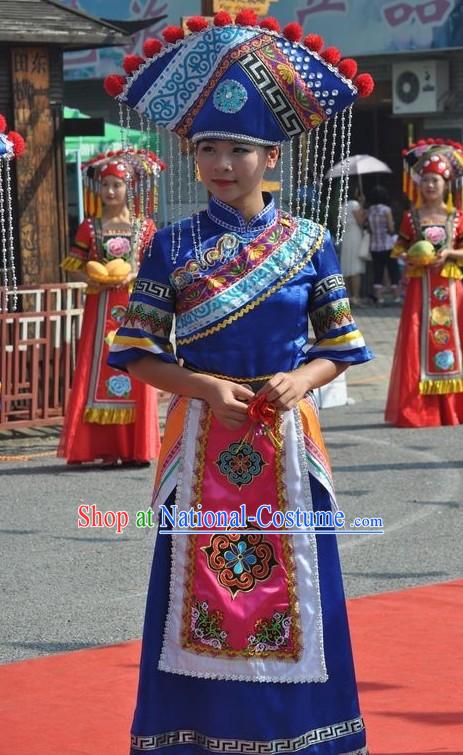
left=392, top=60, right=449, bottom=115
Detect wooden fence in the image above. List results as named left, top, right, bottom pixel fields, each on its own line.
left=0, top=283, right=85, bottom=429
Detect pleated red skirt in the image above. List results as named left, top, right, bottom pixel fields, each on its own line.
left=58, top=291, right=160, bottom=463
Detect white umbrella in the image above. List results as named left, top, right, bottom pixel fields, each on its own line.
left=325, top=154, right=392, bottom=192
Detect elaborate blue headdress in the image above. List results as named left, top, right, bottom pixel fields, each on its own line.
left=104, top=9, right=374, bottom=246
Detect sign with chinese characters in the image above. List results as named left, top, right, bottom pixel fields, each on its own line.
left=12, top=48, right=64, bottom=284
left=212, top=0, right=278, bottom=15
left=291, top=0, right=461, bottom=55
left=62, top=0, right=462, bottom=81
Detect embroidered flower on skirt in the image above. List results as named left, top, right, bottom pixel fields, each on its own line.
left=106, top=374, right=132, bottom=398
left=432, top=328, right=450, bottom=345
left=434, top=349, right=455, bottom=371
left=433, top=286, right=449, bottom=302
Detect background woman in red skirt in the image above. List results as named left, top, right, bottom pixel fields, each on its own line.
left=386, top=139, right=463, bottom=427
left=59, top=150, right=165, bottom=466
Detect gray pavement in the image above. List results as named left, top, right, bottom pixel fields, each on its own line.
left=1, top=303, right=462, bottom=664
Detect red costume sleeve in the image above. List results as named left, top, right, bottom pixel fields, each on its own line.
left=454, top=210, right=463, bottom=249
left=70, top=219, right=93, bottom=261
left=391, top=211, right=414, bottom=257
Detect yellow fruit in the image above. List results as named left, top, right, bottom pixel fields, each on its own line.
left=407, top=240, right=436, bottom=267
left=86, top=261, right=108, bottom=279
left=105, top=259, right=132, bottom=276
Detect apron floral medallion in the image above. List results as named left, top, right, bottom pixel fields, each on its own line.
left=202, top=531, right=278, bottom=598
left=216, top=442, right=266, bottom=489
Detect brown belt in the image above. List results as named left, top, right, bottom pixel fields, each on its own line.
left=182, top=363, right=273, bottom=393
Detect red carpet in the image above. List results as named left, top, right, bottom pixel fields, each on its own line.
left=1, top=580, right=462, bottom=755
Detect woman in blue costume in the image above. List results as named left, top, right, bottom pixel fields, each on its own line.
left=106, top=9, right=375, bottom=754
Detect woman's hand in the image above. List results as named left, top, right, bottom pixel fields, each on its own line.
left=432, top=248, right=451, bottom=268
left=115, top=271, right=137, bottom=289
left=202, top=379, right=254, bottom=430
left=256, top=371, right=310, bottom=411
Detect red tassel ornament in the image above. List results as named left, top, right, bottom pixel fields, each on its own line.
left=321, top=46, right=341, bottom=65
left=0, top=114, right=7, bottom=133
left=304, top=33, right=324, bottom=52
left=123, top=54, right=144, bottom=74
left=103, top=74, right=126, bottom=97
left=354, top=73, right=375, bottom=98
left=143, top=38, right=163, bottom=57
left=283, top=22, right=303, bottom=42
left=186, top=16, right=209, bottom=32
left=7, top=131, right=26, bottom=157
left=213, top=10, right=233, bottom=26
left=338, top=58, right=357, bottom=79
left=259, top=17, right=280, bottom=32
left=162, top=26, right=185, bottom=44
left=235, top=9, right=258, bottom=26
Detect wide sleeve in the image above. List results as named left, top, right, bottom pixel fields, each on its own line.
left=306, top=231, right=373, bottom=365
left=107, top=234, right=177, bottom=372
left=61, top=219, right=92, bottom=272
left=390, top=211, right=413, bottom=258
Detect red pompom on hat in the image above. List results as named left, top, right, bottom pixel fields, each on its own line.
left=283, top=22, right=303, bottom=42
left=213, top=10, right=233, bottom=26
left=162, top=26, right=185, bottom=43
left=0, top=114, right=7, bottom=133
left=123, top=54, right=144, bottom=75
left=235, top=9, right=258, bottom=26
left=338, top=58, right=358, bottom=79
left=143, top=38, right=163, bottom=57
left=186, top=16, right=209, bottom=32
left=7, top=131, right=26, bottom=157
left=103, top=74, right=126, bottom=97
left=304, top=33, right=324, bottom=52
left=355, top=73, right=375, bottom=97
left=321, top=47, right=341, bottom=65
left=259, top=17, right=280, bottom=32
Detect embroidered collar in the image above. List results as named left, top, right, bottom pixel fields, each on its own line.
left=207, top=192, right=277, bottom=233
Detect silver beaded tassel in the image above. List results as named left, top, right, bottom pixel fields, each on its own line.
left=336, top=105, right=353, bottom=244
left=0, top=157, right=18, bottom=312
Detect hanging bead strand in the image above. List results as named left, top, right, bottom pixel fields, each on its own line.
left=323, top=113, right=338, bottom=231
left=310, top=125, right=321, bottom=222
left=0, top=161, right=9, bottom=310
left=339, top=104, right=353, bottom=242
left=296, top=136, right=304, bottom=218
left=336, top=108, right=347, bottom=244
left=315, top=120, right=328, bottom=223
left=301, top=130, right=312, bottom=220
left=2, top=159, right=18, bottom=310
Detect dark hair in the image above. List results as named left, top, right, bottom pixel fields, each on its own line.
left=370, top=185, right=390, bottom=205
